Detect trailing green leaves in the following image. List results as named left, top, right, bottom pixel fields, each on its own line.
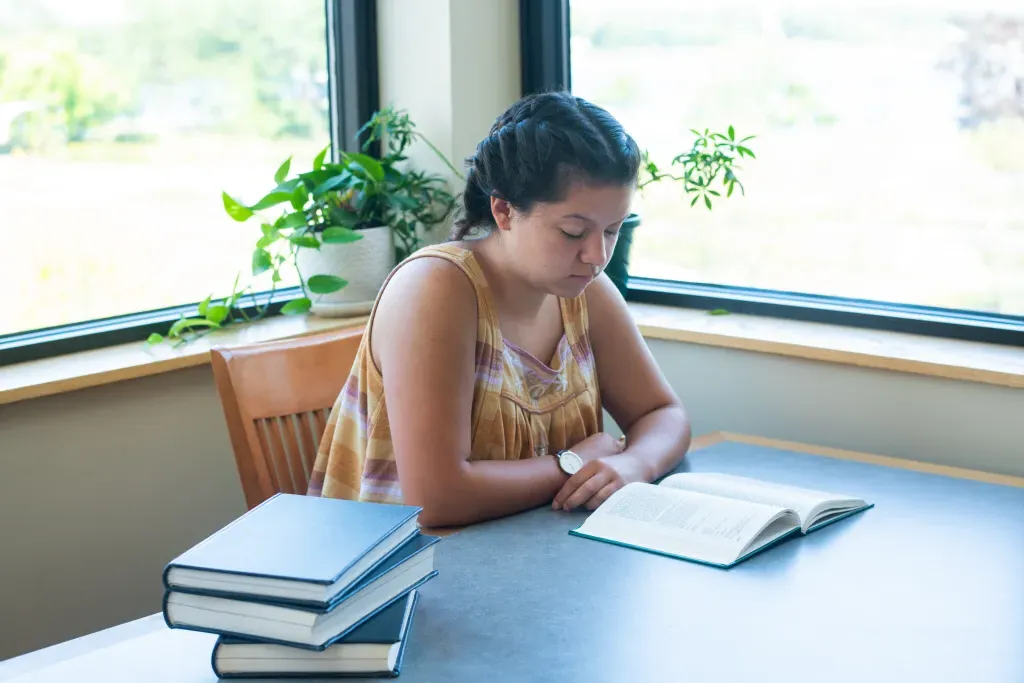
left=252, top=249, right=273, bottom=276
left=222, top=192, right=253, bottom=221
left=311, top=173, right=350, bottom=196
left=281, top=298, right=312, bottom=315
left=205, top=304, right=230, bottom=325
left=313, top=144, right=329, bottom=171
left=322, top=227, right=362, bottom=244
left=288, top=235, right=320, bottom=249
left=168, top=317, right=220, bottom=338
left=154, top=107, right=460, bottom=348
left=274, top=156, right=292, bottom=185
left=250, top=190, right=295, bottom=211
left=307, top=274, right=347, bottom=294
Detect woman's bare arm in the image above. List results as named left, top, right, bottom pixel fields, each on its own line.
left=588, top=273, right=691, bottom=475
left=552, top=274, right=691, bottom=510
left=371, top=257, right=565, bottom=528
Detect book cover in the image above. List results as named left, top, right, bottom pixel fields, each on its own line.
left=162, top=493, right=421, bottom=605
left=210, top=591, right=421, bottom=679
left=163, top=534, right=440, bottom=650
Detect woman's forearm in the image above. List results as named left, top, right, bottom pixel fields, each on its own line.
left=415, top=456, right=566, bottom=528
left=620, top=404, right=692, bottom=482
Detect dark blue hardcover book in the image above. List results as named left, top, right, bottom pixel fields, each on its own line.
left=210, top=590, right=420, bottom=679
left=164, top=534, right=439, bottom=651
left=162, top=493, right=421, bottom=608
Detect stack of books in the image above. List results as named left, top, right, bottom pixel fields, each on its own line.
left=161, top=493, right=439, bottom=678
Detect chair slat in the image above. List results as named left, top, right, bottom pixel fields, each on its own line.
left=263, top=417, right=297, bottom=494
left=208, top=326, right=364, bottom=509
left=279, top=413, right=308, bottom=493
left=313, top=408, right=328, bottom=447
left=254, top=419, right=283, bottom=493
left=295, top=411, right=319, bottom=482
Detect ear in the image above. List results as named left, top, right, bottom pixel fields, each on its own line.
left=490, top=196, right=513, bottom=232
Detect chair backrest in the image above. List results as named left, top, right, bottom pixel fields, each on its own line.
left=209, top=325, right=365, bottom=510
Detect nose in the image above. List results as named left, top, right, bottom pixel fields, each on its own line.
left=579, top=230, right=608, bottom=268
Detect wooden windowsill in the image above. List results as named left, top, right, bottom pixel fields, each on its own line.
left=0, top=314, right=369, bottom=406
left=629, top=303, right=1023, bottom=390
left=1, top=303, right=1021, bottom=406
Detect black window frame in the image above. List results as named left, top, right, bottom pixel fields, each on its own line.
left=0, top=0, right=380, bottom=368
left=519, top=0, right=1024, bottom=347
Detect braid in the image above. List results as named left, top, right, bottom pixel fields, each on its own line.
left=451, top=91, right=640, bottom=239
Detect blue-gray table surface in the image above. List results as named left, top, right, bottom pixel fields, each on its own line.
left=2, top=440, right=1022, bottom=683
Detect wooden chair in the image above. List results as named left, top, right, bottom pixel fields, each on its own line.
left=210, top=326, right=365, bottom=510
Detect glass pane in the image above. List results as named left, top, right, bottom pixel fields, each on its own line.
left=570, top=0, right=1024, bottom=316
left=0, top=0, right=327, bottom=336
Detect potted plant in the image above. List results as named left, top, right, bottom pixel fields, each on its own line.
left=148, top=107, right=460, bottom=346
left=604, top=126, right=756, bottom=297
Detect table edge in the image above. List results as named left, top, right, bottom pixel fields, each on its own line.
left=709, top=431, right=1024, bottom=488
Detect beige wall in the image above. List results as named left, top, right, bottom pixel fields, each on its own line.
left=643, top=340, right=1024, bottom=477
left=0, top=366, right=247, bottom=660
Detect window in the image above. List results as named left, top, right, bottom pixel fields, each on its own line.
left=528, top=0, right=1024, bottom=342
left=0, top=0, right=333, bottom=343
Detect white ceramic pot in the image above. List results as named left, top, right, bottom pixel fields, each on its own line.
left=295, top=224, right=395, bottom=317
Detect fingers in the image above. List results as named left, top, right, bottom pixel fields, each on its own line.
left=552, top=463, right=596, bottom=509
left=558, top=467, right=613, bottom=511
left=585, top=482, right=621, bottom=510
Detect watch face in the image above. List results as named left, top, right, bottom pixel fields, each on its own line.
left=559, top=451, right=583, bottom=475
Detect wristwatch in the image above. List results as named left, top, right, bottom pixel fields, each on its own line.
left=555, top=449, right=583, bottom=475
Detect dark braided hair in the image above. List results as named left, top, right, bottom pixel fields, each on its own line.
left=451, top=91, right=642, bottom=239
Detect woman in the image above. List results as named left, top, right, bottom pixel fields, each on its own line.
left=308, top=91, right=691, bottom=528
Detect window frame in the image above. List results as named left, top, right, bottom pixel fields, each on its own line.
left=0, top=0, right=380, bottom=368
left=519, top=0, right=1024, bottom=347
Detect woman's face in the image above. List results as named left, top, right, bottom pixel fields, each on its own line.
left=491, top=181, right=634, bottom=298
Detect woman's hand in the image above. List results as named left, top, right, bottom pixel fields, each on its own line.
left=552, top=433, right=649, bottom=511
left=565, top=431, right=624, bottom=464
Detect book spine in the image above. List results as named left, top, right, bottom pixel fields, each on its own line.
left=210, top=637, right=224, bottom=678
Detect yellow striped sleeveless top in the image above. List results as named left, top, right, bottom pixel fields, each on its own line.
left=307, top=244, right=603, bottom=504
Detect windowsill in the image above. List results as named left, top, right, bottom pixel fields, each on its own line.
left=628, top=303, right=1024, bottom=389
left=0, top=314, right=369, bottom=405
left=1, top=303, right=1021, bottom=406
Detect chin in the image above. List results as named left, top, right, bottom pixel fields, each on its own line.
left=551, top=275, right=595, bottom=298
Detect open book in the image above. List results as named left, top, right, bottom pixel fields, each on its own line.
left=569, top=472, right=872, bottom=568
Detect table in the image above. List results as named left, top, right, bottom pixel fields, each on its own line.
left=2, top=432, right=1022, bottom=683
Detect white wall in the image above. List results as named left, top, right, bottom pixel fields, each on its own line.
left=376, top=0, right=521, bottom=242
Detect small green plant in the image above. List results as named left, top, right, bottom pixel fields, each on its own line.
left=602, top=125, right=755, bottom=298
left=147, top=107, right=459, bottom=347
left=638, top=125, right=756, bottom=209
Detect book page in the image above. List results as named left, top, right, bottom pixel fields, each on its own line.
left=658, top=472, right=865, bottom=531
left=572, top=482, right=798, bottom=567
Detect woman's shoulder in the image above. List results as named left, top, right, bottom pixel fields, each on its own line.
left=370, top=245, right=481, bottom=349
left=369, top=245, right=482, bottom=377
left=577, top=273, right=629, bottom=334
